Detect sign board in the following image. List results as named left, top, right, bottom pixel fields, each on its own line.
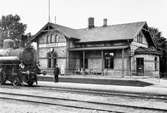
left=39, top=42, right=66, bottom=48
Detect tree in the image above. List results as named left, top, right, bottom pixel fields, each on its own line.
left=148, top=27, right=167, bottom=77
left=148, top=27, right=166, bottom=49
left=21, top=33, right=32, bottom=47
left=0, top=14, right=27, bottom=47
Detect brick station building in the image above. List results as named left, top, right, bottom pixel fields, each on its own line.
left=32, top=18, right=160, bottom=77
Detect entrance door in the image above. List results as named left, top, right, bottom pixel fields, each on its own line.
left=136, top=58, right=144, bottom=76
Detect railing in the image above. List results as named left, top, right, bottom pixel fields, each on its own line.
left=66, top=68, right=161, bottom=79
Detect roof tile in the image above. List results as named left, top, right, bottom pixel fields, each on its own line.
left=76, top=21, right=146, bottom=42
left=33, top=21, right=147, bottom=42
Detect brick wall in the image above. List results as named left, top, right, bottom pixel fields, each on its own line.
left=130, top=31, right=160, bottom=77
left=37, top=31, right=67, bottom=74
left=133, top=54, right=159, bottom=77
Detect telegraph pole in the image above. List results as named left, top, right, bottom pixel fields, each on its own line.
left=48, top=0, right=51, bottom=22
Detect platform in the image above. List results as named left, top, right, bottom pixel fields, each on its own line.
left=37, top=74, right=167, bottom=96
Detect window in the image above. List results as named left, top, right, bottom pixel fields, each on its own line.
left=53, top=58, right=57, bottom=68
left=47, top=51, right=57, bottom=68
left=139, top=37, right=143, bottom=43
left=46, top=34, right=51, bottom=44
left=104, top=52, right=114, bottom=69
left=46, top=35, right=48, bottom=44
left=50, top=34, right=52, bottom=43
left=85, top=58, right=88, bottom=69
left=47, top=52, right=52, bottom=68
left=55, top=34, right=59, bottom=43
left=155, top=57, right=158, bottom=71
left=51, top=34, right=55, bottom=43
left=52, top=52, right=57, bottom=68
left=137, top=33, right=143, bottom=43
left=80, top=58, right=88, bottom=69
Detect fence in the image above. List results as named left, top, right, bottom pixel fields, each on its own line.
left=65, top=68, right=161, bottom=80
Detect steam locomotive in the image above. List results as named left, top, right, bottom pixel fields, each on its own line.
left=0, top=39, right=40, bottom=86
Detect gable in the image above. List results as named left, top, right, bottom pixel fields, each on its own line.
left=130, top=24, right=157, bottom=53
left=38, top=30, right=66, bottom=44
left=32, top=22, right=79, bottom=42
left=133, top=31, right=148, bottom=47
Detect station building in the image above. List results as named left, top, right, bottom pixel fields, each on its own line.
left=32, top=18, right=160, bottom=77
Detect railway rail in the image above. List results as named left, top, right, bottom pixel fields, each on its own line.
left=0, top=91, right=166, bottom=113
left=38, top=85, right=167, bottom=100
left=2, top=84, right=166, bottom=101
left=0, top=85, right=167, bottom=113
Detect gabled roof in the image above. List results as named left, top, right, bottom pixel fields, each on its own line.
left=32, top=21, right=155, bottom=47
left=49, top=23, right=79, bottom=38
left=77, top=21, right=146, bottom=42
left=32, top=22, right=79, bottom=41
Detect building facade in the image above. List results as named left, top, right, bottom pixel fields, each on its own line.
left=32, top=18, right=160, bottom=77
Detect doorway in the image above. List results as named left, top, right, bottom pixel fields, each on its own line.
left=136, top=58, right=144, bottom=76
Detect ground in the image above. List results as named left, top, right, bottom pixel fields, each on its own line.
left=0, top=99, right=107, bottom=113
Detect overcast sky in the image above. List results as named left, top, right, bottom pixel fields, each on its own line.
left=0, top=0, right=166, bottom=37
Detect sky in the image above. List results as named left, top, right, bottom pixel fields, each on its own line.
left=0, top=0, right=166, bottom=37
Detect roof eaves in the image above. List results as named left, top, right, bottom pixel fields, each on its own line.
left=31, top=22, right=50, bottom=42
left=31, top=22, right=80, bottom=42
left=142, top=24, right=157, bottom=48
left=132, top=21, right=146, bottom=40
left=76, top=39, right=133, bottom=43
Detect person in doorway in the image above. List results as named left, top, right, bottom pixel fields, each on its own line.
left=53, top=64, right=60, bottom=82
left=60, top=65, right=65, bottom=76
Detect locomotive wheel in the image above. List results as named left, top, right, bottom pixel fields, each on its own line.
left=27, top=81, right=34, bottom=86
left=0, top=72, right=6, bottom=85
left=12, top=77, right=20, bottom=86
left=28, top=81, right=33, bottom=86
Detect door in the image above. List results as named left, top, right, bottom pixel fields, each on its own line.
left=136, top=58, right=144, bottom=76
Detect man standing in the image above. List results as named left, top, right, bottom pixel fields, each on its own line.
left=54, top=64, right=60, bottom=82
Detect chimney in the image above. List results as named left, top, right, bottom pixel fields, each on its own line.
left=103, top=18, right=107, bottom=27
left=88, top=17, right=94, bottom=29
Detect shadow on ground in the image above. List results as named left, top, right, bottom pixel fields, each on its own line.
left=38, top=76, right=153, bottom=87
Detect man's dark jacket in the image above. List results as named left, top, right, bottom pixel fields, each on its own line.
left=54, top=67, right=60, bottom=76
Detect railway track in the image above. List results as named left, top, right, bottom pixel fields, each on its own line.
left=2, top=82, right=167, bottom=101
left=4, top=84, right=165, bottom=102
left=0, top=88, right=167, bottom=113
left=3, top=84, right=167, bottom=101
left=37, top=85, right=167, bottom=100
